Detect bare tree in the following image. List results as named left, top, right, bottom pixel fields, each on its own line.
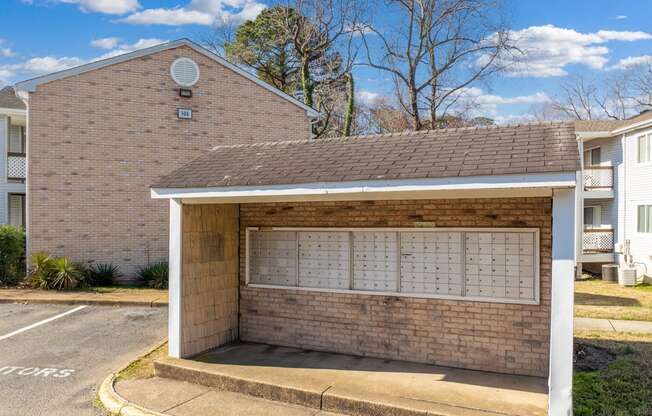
left=283, top=0, right=364, bottom=137
left=361, top=0, right=514, bottom=130
left=624, top=65, right=652, bottom=111
left=549, top=71, right=652, bottom=121
left=550, top=76, right=600, bottom=120
left=357, top=96, right=412, bottom=134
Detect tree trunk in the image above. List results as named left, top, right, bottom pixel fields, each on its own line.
left=342, top=72, right=354, bottom=136
left=409, top=87, right=422, bottom=130
left=300, top=58, right=313, bottom=108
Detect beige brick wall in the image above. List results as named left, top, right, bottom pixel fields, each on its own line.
left=27, top=45, right=311, bottom=276
left=181, top=204, right=239, bottom=357
left=238, top=198, right=552, bottom=377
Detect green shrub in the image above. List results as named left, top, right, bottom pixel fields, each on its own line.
left=137, top=262, right=168, bottom=289
left=27, top=253, right=84, bottom=290
left=0, top=225, right=26, bottom=285
left=85, top=263, right=121, bottom=286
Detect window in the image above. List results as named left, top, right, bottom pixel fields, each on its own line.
left=583, top=206, right=602, bottom=229
left=8, top=193, right=25, bottom=228
left=8, top=125, right=25, bottom=154
left=638, top=205, right=652, bottom=233
left=638, top=135, right=652, bottom=163
left=247, top=227, right=540, bottom=304
left=584, top=147, right=601, bottom=167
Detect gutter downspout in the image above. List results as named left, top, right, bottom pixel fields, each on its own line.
left=576, top=135, right=584, bottom=274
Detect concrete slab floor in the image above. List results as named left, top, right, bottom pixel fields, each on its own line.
left=155, top=343, right=549, bottom=416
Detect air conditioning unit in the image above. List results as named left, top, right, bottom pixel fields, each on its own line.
left=618, top=268, right=637, bottom=287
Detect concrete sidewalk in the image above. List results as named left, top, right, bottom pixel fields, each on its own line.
left=152, top=342, right=548, bottom=416
left=115, top=377, right=342, bottom=416
left=0, top=288, right=167, bottom=307
left=575, top=317, right=652, bottom=333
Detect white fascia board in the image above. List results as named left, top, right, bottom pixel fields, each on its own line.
left=151, top=171, right=576, bottom=201
left=612, top=118, right=652, bottom=134
left=576, top=131, right=614, bottom=140
left=0, top=108, right=26, bottom=118
left=14, top=39, right=319, bottom=119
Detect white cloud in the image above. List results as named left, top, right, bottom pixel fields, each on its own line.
left=121, top=8, right=214, bottom=25
left=0, top=69, right=13, bottom=86
left=610, top=55, right=652, bottom=70
left=614, top=15, right=628, bottom=20
left=483, top=25, right=652, bottom=77
left=120, top=0, right=265, bottom=26
left=447, top=87, right=551, bottom=123
left=455, top=87, right=550, bottom=109
left=357, top=90, right=381, bottom=105
left=91, top=37, right=121, bottom=50
left=14, top=56, right=86, bottom=73
left=96, top=38, right=167, bottom=59
left=0, top=39, right=14, bottom=57
left=0, top=38, right=167, bottom=83
left=53, top=0, right=140, bottom=14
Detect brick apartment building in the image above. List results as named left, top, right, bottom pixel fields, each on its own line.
left=14, top=39, right=318, bottom=277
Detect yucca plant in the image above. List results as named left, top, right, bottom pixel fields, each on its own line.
left=48, top=257, right=82, bottom=290
left=27, top=252, right=54, bottom=289
left=137, top=262, right=168, bottom=289
left=85, top=263, right=121, bottom=286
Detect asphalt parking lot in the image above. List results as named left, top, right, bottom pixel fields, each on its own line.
left=0, top=303, right=167, bottom=416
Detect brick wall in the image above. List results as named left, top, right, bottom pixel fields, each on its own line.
left=27, top=45, right=311, bottom=276
left=181, top=204, right=239, bottom=357
left=239, top=198, right=552, bottom=377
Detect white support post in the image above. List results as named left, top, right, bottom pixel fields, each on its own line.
left=549, top=187, right=576, bottom=416
left=168, top=198, right=183, bottom=358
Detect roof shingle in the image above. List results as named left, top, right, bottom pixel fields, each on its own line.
left=153, top=122, right=580, bottom=189
left=0, top=87, right=25, bottom=110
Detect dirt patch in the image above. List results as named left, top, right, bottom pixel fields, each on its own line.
left=574, top=341, right=616, bottom=372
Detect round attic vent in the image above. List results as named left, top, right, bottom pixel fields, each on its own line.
left=170, top=57, right=200, bottom=87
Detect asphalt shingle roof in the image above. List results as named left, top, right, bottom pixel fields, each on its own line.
left=574, top=110, right=652, bottom=133
left=0, top=87, right=25, bottom=110
left=153, top=122, right=580, bottom=189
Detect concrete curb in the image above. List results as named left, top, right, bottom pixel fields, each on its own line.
left=0, top=298, right=167, bottom=307
left=98, top=339, right=170, bottom=416
left=98, top=373, right=169, bottom=416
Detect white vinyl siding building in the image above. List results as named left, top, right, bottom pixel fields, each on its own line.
left=0, top=104, right=27, bottom=229
left=621, top=127, right=652, bottom=279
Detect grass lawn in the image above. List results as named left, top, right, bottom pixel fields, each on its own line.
left=574, top=330, right=652, bottom=416
left=574, top=278, right=652, bottom=321
left=117, top=342, right=167, bottom=381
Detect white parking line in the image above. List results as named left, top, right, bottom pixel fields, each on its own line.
left=0, top=305, right=87, bottom=342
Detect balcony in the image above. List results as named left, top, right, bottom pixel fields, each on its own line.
left=583, top=166, right=613, bottom=198
left=7, top=152, right=26, bottom=181
left=581, top=228, right=615, bottom=262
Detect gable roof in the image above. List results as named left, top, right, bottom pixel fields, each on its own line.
left=14, top=38, right=319, bottom=118
left=0, top=86, right=25, bottom=111
left=152, top=121, right=579, bottom=190
left=574, top=119, right=626, bottom=133
left=575, top=110, right=652, bottom=136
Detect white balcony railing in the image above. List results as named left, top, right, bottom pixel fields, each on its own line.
left=583, top=166, right=613, bottom=191
left=582, top=229, right=614, bottom=254
left=7, top=153, right=26, bottom=181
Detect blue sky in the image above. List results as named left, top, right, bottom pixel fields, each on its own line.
left=2, top=0, right=652, bottom=123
